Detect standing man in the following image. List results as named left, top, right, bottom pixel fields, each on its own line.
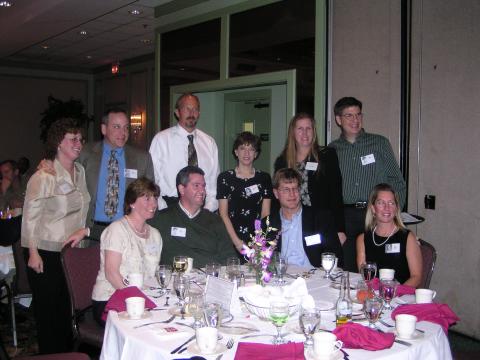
left=150, top=166, right=237, bottom=267
left=267, top=168, right=343, bottom=268
left=149, top=93, right=220, bottom=211
left=329, top=97, right=406, bottom=272
left=80, top=108, right=154, bottom=240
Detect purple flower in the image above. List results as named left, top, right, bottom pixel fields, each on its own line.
left=262, top=271, right=272, bottom=282
left=254, top=219, right=262, bottom=231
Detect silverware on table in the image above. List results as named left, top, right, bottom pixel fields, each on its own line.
left=239, top=333, right=273, bottom=339
left=134, top=314, right=176, bottom=329
left=170, top=335, right=196, bottom=354
left=226, top=338, right=234, bottom=349
left=220, top=324, right=259, bottom=332
left=394, top=339, right=412, bottom=346
left=379, top=319, right=394, bottom=327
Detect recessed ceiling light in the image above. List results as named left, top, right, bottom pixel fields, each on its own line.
left=86, top=55, right=92, bottom=59
left=0, top=1, right=12, bottom=7
left=79, top=30, right=88, bottom=36
left=41, top=44, right=49, bottom=50
left=140, top=39, right=151, bottom=44
left=128, top=9, right=142, bottom=15
left=179, top=67, right=185, bottom=71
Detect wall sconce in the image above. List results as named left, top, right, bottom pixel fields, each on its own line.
left=130, top=112, right=143, bottom=134
left=111, top=62, right=120, bottom=74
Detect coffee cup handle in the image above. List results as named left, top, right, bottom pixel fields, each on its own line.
left=432, top=290, right=437, bottom=299
left=334, top=340, right=343, bottom=350
left=123, top=278, right=130, bottom=286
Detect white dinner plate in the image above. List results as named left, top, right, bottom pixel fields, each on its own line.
left=393, top=329, right=424, bottom=341
left=220, top=322, right=259, bottom=335
left=305, top=347, right=342, bottom=360
left=187, top=342, right=227, bottom=356
left=118, top=311, right=152, bottom=321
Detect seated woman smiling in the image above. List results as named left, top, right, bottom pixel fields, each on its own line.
left=91, top=177, right=162, bottom=326
left=356, top=183, right=422, bottom=287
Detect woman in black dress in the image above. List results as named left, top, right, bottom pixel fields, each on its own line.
left=217, top=132, right=273, bottom=254
left=274, top=113, right=346, bottom=244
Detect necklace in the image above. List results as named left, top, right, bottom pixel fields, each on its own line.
left=372, top=225, right=397, bottom=247
left=125, top=215, right=148, bottom=237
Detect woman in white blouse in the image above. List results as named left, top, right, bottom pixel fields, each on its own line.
left=91, top=177, right=162, bottom=326
left=21, top=118, right=90, bottom=354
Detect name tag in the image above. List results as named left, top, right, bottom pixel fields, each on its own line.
left=385, top=243, right=400, bottom=253
left=361, top=154, right=375, bottom=165
left=171, top=227, right=186, bottom=237
left=245, top=184, right=259, bottom=196
left=305, top=234, right=322, bottom=246
left=124, top=168, right=138, bottom=179
left=305, top=162, right=318, bottom=171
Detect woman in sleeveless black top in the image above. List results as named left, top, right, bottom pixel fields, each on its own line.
left=356, top=183, right=422, bottom=287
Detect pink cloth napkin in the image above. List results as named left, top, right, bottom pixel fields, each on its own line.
left=234, top=342, right=304, bottom=360
left=333, top=323, right=395, bottom=350
left=370, top=278, right=416, bottom=297
left=391, top=303, right=459, bottom=333
left=101, top=286, right=156, bottom=321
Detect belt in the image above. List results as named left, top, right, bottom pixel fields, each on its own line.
left=93, top=220, right=112, bottom=227
left=344, top=202, right=368, bottom=209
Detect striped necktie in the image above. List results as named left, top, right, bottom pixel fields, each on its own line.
left=187, top=134, right=198, bottom=167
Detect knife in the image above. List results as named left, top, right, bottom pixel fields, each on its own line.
left=394, top=339, right=412, bottom=346
left=171, top=335, right=196, bottom=354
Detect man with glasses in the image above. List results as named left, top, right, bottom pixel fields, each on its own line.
left=329, top=97, right=406, bottom=272
left=149, top=93, right=220, bottom=211
left=267, top=168, right=343, bottom=267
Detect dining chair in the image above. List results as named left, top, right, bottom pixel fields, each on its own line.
left=418, top=238, right=437, bottom=289
left=61, top=242, right=103, bottom=351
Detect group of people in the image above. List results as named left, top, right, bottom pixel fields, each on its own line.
left=16, top=93, right=422, bottom=354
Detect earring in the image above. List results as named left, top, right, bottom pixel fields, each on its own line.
left=131, top=206, right=135, bottom=209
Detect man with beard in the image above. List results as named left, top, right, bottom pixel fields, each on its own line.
left=149, top=93, right=220, bottom=211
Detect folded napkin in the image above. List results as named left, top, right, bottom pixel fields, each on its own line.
left=102, top=286, right=156, bottom=321
left=370, top=278, right=415, bottom=297
left=333, top=323, right=395, bottom=350
left=234, top=342, right=304, bottom=360
left=391, top=303, right=459, bottom=333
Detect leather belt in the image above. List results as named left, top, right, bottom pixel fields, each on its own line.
left=344, top=202, right=368, bottom=209
left=93, top=220, right=112, bottom=227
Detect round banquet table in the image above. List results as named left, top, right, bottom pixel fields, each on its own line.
left=100, top=267, right=452, bottom=360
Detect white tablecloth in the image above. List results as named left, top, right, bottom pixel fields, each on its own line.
left=100, top=268, right=452, bottom=360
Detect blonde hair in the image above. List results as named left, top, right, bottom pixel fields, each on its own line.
left=365, top=183, right=405, bottom=231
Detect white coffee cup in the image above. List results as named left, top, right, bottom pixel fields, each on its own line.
left=124, top=272, right=144, bottom=288
left=313, top=332, right=343, bottom=358
left=415, top=289, right=436, bottom=304
left=196, top=327, right=218, bottom=354
left=125, top=296, right=145, bottom=319
left=185, top=257, right=194, bottom=274
left=379, top=268, right=395, bottom=281
left=395, top=314, right=417, bottom=338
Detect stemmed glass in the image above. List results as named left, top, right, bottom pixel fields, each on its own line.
left=364, top=296, right=384, bottom=329
left=173, top=255, right=188, bottom=274
left=360, top=262, right=377, bottom=283
left=155, top=265, right=172, bottom=296
left=380, top=279, right=397, bottom=310
left=269, top=301, right=290, bottom=344
left=274, top=254, right=288, bottom=285
left=173, top=275, right=189, bottom=315
left=226, top=257, right=241, bottom=281
left=299, top=307, right=321, bottom=348
left=204, top=302, right=223, bottom=328
left=205, top=262, right=221, bottom=278
left=188, top=290, right=205, bottom=329
left=321, top=252, right=336, bottom=280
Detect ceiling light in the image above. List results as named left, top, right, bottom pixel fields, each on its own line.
left=86, top=55, right=92, bottom=59
left=79, top=30, right=88, bottom=36
left=41, top=45, right=49, bottom=50
left=0, top=1, right=12, bottom=7
left=128, top=9, right=142, bottom=15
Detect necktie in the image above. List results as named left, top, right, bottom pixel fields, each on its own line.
left=105, top=150, right=119, bottom=218
left=187, top=135, right=198, bottom=167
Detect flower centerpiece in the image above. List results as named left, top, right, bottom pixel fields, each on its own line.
left=240, top=218, right=279, bottom=286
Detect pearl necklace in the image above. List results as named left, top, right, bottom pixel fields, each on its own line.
left=372, top=225, right=397, bottom=247
left=125, top=215, right=148, bottom=237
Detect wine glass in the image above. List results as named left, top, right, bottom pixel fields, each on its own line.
left=188, top=290, right=205, bottom=329
left=360, top=261, right=377, bottom=285
left=226, top=257, right=241, bottom=281
left=155, top=265, right=172, bottom=296
left=364, top=296, right=384, bottom=329
left=204, top=302, right=222, bottom=328
left=380, top=279, right=397, bottom=310
left=321, top=252, right=336, bottom=279
left=299, top=307, right=321, bottom=348
left=269, top=301, right=290, bottom=344
left=355, top=279, right=373, bottom=304
left=173, top=255, right=188, bottom=274
left=173, top=274, right=189, bottom=312
left=205, top=262, right=221, bottom=278
left=274, top=254, right=288, bottom=285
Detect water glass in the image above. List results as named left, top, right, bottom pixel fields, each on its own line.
left=204, top=302, right=223, bottom=328
left=380, top=279, right=397, bottom=310
left=364, top=296, right=384, bottom=329
left=173, top=274, right=189, bottom=309
left=299, top=307, right=321, bottom=348
left=360, top=261, right=377, bottom=284
left=155, top=265, right=172, bottom=295
left=188, top=290, right=205, bottom=329
left=226, top=257, right=241, bottom=281
left=321, top=252, right=336, bottom=279
left=205, top=262, right=221, bottom=278
left=274, top=254, right=288, bottom=285
left=269, top=301, right=290, bottom=344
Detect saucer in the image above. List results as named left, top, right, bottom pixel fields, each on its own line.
left=118, top=311, right=152, bottom=320
left=394, top=329, right=424, bottom=341
left=187, top=342, right=227, bottom=356
left=305, top=348, right=342, bottom=360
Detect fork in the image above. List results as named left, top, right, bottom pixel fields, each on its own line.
left=134, top=314, right=175, bottom=328
left=226, top=338, right=234, bottom=349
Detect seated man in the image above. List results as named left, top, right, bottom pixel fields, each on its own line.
left=150, top=166, right=237, bottom=268
left=268, top=168, right=343, bottom=268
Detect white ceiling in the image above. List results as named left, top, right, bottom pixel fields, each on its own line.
left=0, top=0, right=204, bottom=71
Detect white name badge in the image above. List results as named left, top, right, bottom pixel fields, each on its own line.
left=305, top=162, right=318, bottom=171
left=305, top=234, right=322, bottom=246
left=245, top=184, right=259, bottom=196
left=171, top=227, right=186, bottom=237
left=124, top=168, right=138, bottom=179
left=361, top=154, right=375, bottom=165
left=385, top=243, right=400, bottom=254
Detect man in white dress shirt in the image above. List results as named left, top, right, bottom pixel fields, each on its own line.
left=149, top=93, right=220, bottom=211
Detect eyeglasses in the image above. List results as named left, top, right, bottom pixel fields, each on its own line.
left=277, top=187, right=300, bottom=195
left=180, top=106, right=199, bottom=114
left=65, top=136, right=85, bottom=144
left=341, top=113, right=363, bottom=120
left=374, top=200, right=396, bottom=207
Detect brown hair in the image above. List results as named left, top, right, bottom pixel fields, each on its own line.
left=272, top=168, right=302, bottom=189
left=232, top=131, right=261, bottom=161
left=45, top=118, right=83, bottom=160
left=124, top=177, right=160, bottom=215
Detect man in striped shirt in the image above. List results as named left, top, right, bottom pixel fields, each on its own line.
left=329, top=97, right=406, bottom=272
